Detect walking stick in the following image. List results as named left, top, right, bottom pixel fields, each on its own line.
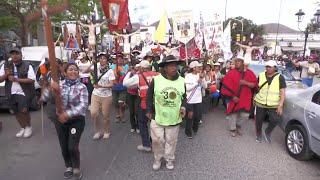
left=41, top=103, right=44, bottom=137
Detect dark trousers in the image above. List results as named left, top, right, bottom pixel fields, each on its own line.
left=255, top=106, right=281, bottom=137
left=185, top=103, right=202, bottom=136
left=54, top=117, right=85, bottom=169
left=127, top=93, right=138, bottom=130
left=138, top=107, right=151, bottom=147
left=81, top=77, right=93, bottom=104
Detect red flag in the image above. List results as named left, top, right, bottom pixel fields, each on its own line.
left=179, top=38, right=201, bottom=60
left=101, top=0, right=130, bottom=31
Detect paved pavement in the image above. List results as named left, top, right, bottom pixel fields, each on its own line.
left=1, top=104, right=320, bottom=180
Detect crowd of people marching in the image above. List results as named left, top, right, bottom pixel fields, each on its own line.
left=0, top=42, right=319, bottom=179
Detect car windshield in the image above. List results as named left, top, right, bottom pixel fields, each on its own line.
left=248, top=64, right=296, bottom=81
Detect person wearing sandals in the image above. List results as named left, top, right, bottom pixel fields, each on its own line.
left=220, top=56, right=257, bottom=137
left=40, top=63, right=88, bottom=179
left=111, top=53, right=128, bottom=122
left=90, top=52, right=115, bottom=140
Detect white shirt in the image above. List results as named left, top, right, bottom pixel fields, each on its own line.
left=123, top=72, right=139, bottom=88
left=92, top=68, right=115, bottom=97
left=299, top=61, right=320, bottom=78
left=0, top=63, right=36, bottom=96
left=185, top=73, right=205, bottom=104
left=76, top=60, right=91, bottom=78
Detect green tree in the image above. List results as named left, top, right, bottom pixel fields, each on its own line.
left=0, top=0, right=103, bottom=46
left=224, top=16, right=265, bottom=51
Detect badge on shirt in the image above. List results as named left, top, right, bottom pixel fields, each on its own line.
left=71, top=128, right=76, bottom=134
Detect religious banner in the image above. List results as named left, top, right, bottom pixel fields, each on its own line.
left=101, top=0, right=130, bottom=31
left=202, top=13, right=223, bottom=51
left=179, top=38, right=201, bottom=60
left=61, top=21, right=80, bottom=50
left=172, top=10, right=195, bottom=44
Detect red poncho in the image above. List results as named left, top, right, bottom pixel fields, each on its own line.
left=221, top=69, right=257, bottom=114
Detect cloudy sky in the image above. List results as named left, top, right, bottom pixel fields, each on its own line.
left=129, top=0, right=318, bottom=30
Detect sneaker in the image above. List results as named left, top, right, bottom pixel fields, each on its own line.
left=256, top=136, right=263, bottom=143
left=136, top=129, right=140, bottom=134
left=236, top=128, right=242, bottom=136
left=87, top=105, right=91, bottom=111
left=93, top=133, right=101, bottom=140
left=103, top=133, right=110, bottom=139
left=73, top=169, right=82, bottom=180
left=130, top=129, right=135, bottom=133
left=137, top=145, right=152, bottom=152
left=63, top=167, right=73, bottom=179
left=16, top=128, right=25, bottom=138
left=187, top=135, right=193, bottom=139
left=199, top=120, right=203, bottom=124
left=115, top=119, right=120, bottom=123
left=166, top=161, right=174, bottom=170
left=264, top=130, right=271, bottom=143
left=152, top=160, right=161, bottom=171
left=230, top=130, right=237, bottom=137
left=23, top=127, right=32, bottom=138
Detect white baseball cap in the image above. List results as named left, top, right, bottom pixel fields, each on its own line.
left=217, top=58, right=224, bottom=63
left=139, top=60, right=150, bottom=68
left=265, top=60, right=277, bottom=67
left=189, top=61, right=201, bottom=68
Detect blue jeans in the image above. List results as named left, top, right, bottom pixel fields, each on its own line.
left=138, top=107, right=151, bottom=148
left=302, top=78, right=313, bottom=87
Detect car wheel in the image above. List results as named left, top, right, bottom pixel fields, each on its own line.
left=285, top=124, right=313, bottom=160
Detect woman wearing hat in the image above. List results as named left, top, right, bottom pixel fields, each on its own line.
left=184, top=61, right=206, bottom=138
left=89, top=53, right=116, bottom=140
left=146, top=55, right=186, bottom=170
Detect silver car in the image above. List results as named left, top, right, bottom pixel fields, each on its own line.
left=280, top=84, right=320, bottom=160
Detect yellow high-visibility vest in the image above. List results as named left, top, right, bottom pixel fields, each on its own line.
left=254, top=72, right=280, bottom=107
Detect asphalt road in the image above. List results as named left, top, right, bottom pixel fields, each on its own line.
left=0, top=104, right=320, bottom=180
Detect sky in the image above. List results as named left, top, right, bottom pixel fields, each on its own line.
left=129, top=0, right=319, bottom=30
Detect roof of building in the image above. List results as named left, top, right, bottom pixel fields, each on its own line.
left=262, top=23, right=300, bottom=34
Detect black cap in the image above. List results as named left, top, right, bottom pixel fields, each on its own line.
left=158, top=55, right=183, bottom=67
left=9, top=47, right=21, bottom=54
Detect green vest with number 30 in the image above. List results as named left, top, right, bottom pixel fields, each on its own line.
left=153, top=74, right=185, bottom=126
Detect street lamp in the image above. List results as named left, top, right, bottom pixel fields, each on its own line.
left=295, top=9, right=320, bottom=61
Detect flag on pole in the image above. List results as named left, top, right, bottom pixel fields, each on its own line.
left=101, top=0, right=130, bottom=31
left=179, top=38, right=201, bottom=60
left=222, top=21, right=232, bottom=59
left=154, top=10, right=170, bottom=43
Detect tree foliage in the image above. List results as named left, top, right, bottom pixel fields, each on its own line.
left=224, top=16, right=265, bottom=45
left=0, top=0, right=103, bottom=46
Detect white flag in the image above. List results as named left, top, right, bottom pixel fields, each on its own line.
left=222, top=21, right=232, bottom=60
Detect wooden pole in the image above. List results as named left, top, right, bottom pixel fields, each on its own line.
left=41, top=0, right=63, bottom=115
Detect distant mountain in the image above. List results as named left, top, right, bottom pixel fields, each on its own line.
left=262, top=23, right=300, bottom=34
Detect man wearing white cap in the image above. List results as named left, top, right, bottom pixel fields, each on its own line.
left=123, top=60, right=159, bottom=152
left=254, top=60, right=286, bottom=143
left=185, top=61, right=206, bottom=138
left=221, top=56, right=257, bottom=137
